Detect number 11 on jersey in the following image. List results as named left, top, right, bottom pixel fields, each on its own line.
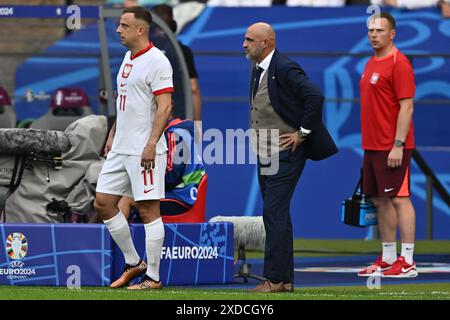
left=119, top=94, right=126, bottom=111
left=141, top=169, right=154, bottom=186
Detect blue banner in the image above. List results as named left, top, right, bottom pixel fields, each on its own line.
left=113, top=223, right=234, bottom=286
left=0, top=222, right=234, bottom=287
left=0, top=224, right=112, bottom=286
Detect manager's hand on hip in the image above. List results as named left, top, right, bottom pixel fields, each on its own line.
left=280, top=132, right=304, bottom=152
left=141, top=144, right=156, bottom=169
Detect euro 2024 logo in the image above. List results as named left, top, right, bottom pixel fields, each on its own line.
left=6, top=233, right=28, bottom=260
left=1, top=233, right=35, bottom=280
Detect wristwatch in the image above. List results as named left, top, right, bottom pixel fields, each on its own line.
left=394, top=139, right=405, bottom=147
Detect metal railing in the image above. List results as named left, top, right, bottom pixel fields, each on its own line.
left=412, top=149, right=450, bottom=239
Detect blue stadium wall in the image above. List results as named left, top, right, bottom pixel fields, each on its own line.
left=14, top=6, right=450, bottom=239
left=0, top=223, right=234, bottom=286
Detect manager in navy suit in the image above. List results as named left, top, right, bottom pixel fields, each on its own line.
left=243, top=22, right=338, bottom=293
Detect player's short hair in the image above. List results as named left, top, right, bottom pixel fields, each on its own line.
left=377, top=12, right=396, bottom=30
left=123, top=6, right=152, bottom=27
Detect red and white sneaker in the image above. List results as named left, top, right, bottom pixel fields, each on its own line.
left=382, top=256, right=418, bottom=278
left=357, top=256, right=393, bottom=277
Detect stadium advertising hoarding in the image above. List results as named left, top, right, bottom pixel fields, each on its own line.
left=0, top=223, right=233, bottom=286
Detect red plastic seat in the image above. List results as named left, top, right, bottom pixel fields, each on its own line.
left=0, top=86, right=16, bottom=128
left=161, top=173, right=207, bottom=223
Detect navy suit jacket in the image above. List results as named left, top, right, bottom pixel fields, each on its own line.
left=250, top=50, right=338, bottom=161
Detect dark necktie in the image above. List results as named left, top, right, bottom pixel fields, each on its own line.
left=252, top=66, right=264, bottom=99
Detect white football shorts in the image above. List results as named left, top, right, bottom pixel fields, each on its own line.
left=96, top=151, right=166, bottom=201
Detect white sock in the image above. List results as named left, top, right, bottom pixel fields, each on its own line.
left=144, top=218, right=165, bottom=282
left=382, top=242, right=397, bottom=264
left=401, top=243, right=415, bottom=265
left=104, top=212, right=140, bottom=266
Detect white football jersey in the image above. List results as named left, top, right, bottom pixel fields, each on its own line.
left=112, top=42, right=173, bottom=156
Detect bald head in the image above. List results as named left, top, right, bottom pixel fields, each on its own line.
left=249, top=22, right=276, bottom=44
left=243, top=22, right=276, bottom=63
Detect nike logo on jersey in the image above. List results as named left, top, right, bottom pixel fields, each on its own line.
left=120, top=83, right=127, bottom=87
left=384, top=188, right=394, bottom=192
left=144, top=188, right=154, bottom=194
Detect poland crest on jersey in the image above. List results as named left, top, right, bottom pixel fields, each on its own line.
left=122, top=63, right=133, bottom=78
left=370, top=72, right=379, bottom=84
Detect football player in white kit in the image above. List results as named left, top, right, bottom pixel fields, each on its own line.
left=94, top=6, right=173, bottom=290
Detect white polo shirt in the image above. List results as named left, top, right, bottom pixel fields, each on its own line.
left=112, top=42, right=174, bottom=156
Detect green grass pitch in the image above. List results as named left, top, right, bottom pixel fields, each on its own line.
left=1, top=239, right=449, bottom=300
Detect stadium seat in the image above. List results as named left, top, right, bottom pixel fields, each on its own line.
left=0, top=86, right=16, bottom=128
left=30, top=88, right=93, bottom=131
left=161, top=173, right=208, bottom=224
